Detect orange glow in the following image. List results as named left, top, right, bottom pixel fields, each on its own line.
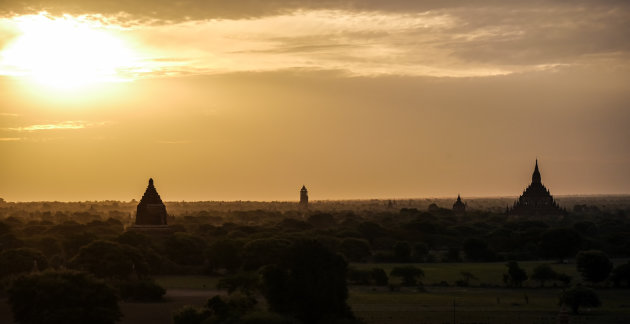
left=0, top=13, right=140, bottom=90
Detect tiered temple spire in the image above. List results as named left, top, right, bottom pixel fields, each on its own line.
left=508, top=160, right=565, bottom=218
left=135, top=178, right=168, bottom=225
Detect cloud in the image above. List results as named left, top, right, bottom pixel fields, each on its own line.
left=1, top=1, right=628, bottom=22
left=1, top=2, right=628, bottom=78
left=0, top=137, right=21, bottom=141
left=110, top=5, right=629, bottom=78
left=0, top=112, right=19, bottom=116
left=5, top=121, right=106, bottom=132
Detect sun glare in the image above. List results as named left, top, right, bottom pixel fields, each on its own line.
left=0, top=13, right=140, bottom=90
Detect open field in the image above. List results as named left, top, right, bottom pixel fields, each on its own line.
left=2, top=272, right=630, bottom=324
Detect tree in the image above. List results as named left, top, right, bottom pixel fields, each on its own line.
left=576, top=250, right=613, bottom=283
left=503, top=261, right=528, bottom=288
left=241, top=238, right=290, bottom=270
left=164, top=233, right=207, bottom=266
left=8, top=270, right=121, bottom=324
left=531, top=264, right=557, bottom=287
left=0, top=248, right=48, bottom=278
left=260, top=240, right=354, bottom=324
left=390, top=266, right=424, bottom=286
left=115, top=279, right=166, bottom=301
left=413, top=242, right=429, bottom=261
left=206, top=239, right=243, bottom=272
left=393, top=241, right=411, bottom=262
left=463, top=238, right=494, bottom=261
left=371, top=268, right=389, bottom=286
left=456, top=271, right=477, bottom=287
left=539, top=228, right=582, bottom=260
left=70, top=240, right=148, bottom=279
left=559, top=286, right=601, bottom=314
left=217, top=272, right=260, bottom=296
left=339, top=238, right=371, bottom=262
left=611, top=261, right=630, bottom=288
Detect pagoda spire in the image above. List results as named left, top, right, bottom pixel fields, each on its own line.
left=532, top=159, right=541, bottom=184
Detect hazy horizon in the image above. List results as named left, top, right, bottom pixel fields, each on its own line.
left=1, top=1, right=629, bottom=201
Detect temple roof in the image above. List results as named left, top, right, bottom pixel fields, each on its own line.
left=139, top=178, right=164, bottom=205
left=532, top=159, right=541, bottom=184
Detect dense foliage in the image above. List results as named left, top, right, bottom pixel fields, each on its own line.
left=8, top=270, right=122, bottom=324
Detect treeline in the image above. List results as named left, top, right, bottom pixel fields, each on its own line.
left=1, top=205, right=629, bottom=277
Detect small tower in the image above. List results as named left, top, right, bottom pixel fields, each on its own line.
left=299, top=185, right=309, bottom=208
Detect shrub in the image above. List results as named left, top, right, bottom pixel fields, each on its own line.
left=559, top=286, right=601, bottom=314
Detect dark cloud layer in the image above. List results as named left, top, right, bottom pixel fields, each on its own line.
left=1, top=0, right=628, bottom=21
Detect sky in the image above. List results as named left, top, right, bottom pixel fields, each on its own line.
left=0, top=1, right=629, bottom=201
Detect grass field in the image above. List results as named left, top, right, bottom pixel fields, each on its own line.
left=150, top=261, right=630, bottom=324
left=2, top=262, right=627, bottom=324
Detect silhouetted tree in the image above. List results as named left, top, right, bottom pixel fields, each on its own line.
left=206, top=239, right=243, bottom=272
left=371, top=268, right=389, bottom=286
left=115, top=279, right=166, bottom=301
left=172, top=306, right=209, bottom=324
left=394, top=241, right=411, bottom=262
left=8, top=270, right=121, bottom=324
left=456, top=271, right=477, bottom=287
left=164, top=233, right=207, bottom=266
left=70, top=240, right=148, bottom=279
left=260, top=240, right=353, bottom=324
left=539, top=228, right=582, bottom=260
left=559, top=286, right=601, bottom=314
left=576, top=250, right=613, bottom=283
left=611, top=261, right=630, bottom=288
left=241, top=238, right=291, bottom=271
left=217, top=272, right=260, bottom=296
left=413, top=242, right=429, bottom=261
left=339, top=238, right=371, bottom=262
left=0, top=248, right=47, bottom=278
left=531, top=264, right=557, bottom=287
left=503, top=261, right=528, bottom=288
left=463, top=238, right=494, bottom=261
left=390, top=266, right=424, bottom=286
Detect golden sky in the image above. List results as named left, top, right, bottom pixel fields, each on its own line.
left=0, top=1, right=629, bottom=201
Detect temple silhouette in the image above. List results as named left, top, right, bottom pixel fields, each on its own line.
left=508, top=160, right=566, bottom=218
left=128, top=178, right=171, bottom=232
left=299, top=185, right=308, bottom=208
left=452, top=194, right=466, bottom=215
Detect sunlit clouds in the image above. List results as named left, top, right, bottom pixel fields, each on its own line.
left=5, top=120, right=106, bottom=132
left=3, top=6, right=628, bottom=81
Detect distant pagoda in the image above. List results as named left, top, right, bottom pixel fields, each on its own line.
left=128, top=178, right=171, bottom=232
left=299, top=185, right=308, bottom=208
left=452, top=194, right=466, bottom=215
left=508, top=160, right=566, bottom=218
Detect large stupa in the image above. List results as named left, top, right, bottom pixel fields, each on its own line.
left=508, top=160, right=566, bottom=218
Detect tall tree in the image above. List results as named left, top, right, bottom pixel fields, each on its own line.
left=576, top=250, right=613, bottom=283
left=260, top=240, right=354, bottom=324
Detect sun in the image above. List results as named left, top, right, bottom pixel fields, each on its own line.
left=0, top=13, right=140, bottom=90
